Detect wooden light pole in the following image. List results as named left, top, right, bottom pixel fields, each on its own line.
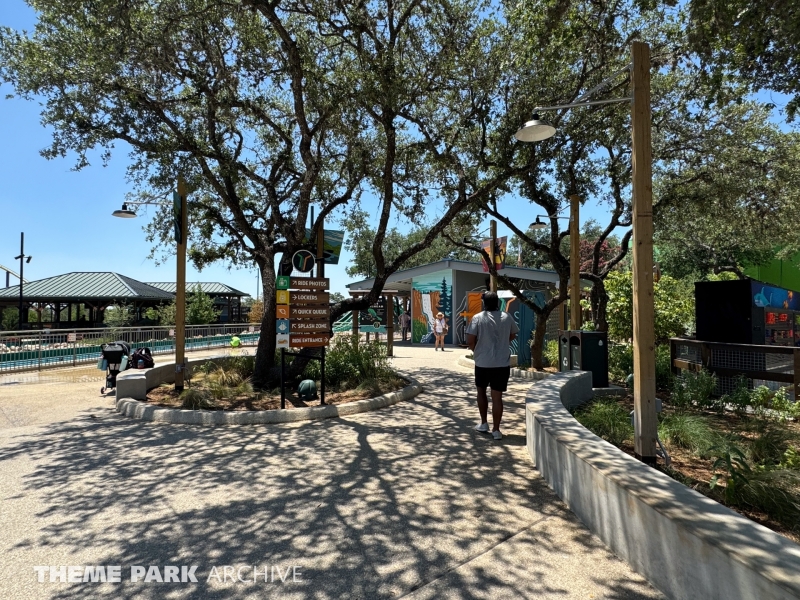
left=569, top=195, right=581, bottom=331
left=489, top=220, right=497, bottom=292
left=111, top=180, right=188, bottom=392
left=630, top=41, right=657, bottom=463
left=174, top=176, right=188, bottom=392
left=514, top=41, right=657, bottom=464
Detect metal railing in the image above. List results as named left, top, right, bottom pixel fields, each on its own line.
left=670, top=337, right=800, bottom=397
left=0, top=324, right=261, bottom=374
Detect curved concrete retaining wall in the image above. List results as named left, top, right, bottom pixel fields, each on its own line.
left=116, top=355, right=233, bottom=402
left=526, top=371, right=800, bottom=600
left=116, top=358, right=422, bottom=425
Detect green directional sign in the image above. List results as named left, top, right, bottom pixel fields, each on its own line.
left=276, top=275, right=290, bottom=290
left=172, top=191, right=183, bottom=244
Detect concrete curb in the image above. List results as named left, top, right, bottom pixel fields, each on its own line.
left=116, top=370, right=423, bottom=425
left=456, top=355, right=550, bottom=381
left=526, top=371, right=800, bottom=600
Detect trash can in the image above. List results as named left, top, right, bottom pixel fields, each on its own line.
left=558, top=333, right=571, bottom=372
left=558, top=330, right=609, bottom=388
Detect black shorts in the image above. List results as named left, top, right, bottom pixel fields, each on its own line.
left=475, top=366, right=511, bottom=392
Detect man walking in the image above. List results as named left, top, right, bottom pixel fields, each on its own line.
left=465, top=292, right=518, bottom=440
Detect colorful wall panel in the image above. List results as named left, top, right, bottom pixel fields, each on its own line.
left=411, top=270, right=453, bottom=344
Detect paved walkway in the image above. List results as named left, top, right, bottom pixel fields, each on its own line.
left=0, top=344, right=662, bottom=599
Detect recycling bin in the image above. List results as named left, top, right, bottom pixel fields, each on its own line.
left=558, top=330, right=609, bottom=388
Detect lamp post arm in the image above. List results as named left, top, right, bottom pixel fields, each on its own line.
left=125, top=198, right=170, bottom=207
left=533, top=96, right=632, bottom=113
left=574, top=65, right=632, bottom=102
left=0, top=264, right=27, bottom=283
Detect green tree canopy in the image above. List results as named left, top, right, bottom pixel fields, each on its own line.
left=145, top=302, right=176, bottom=326
left=605, top=270, right=695, bottom=344
left=186, top=285, right=220, bottom=325
left=103, top=302, right=134, bottom=328
left=654, top=101, right=800, bottom=278
left=343, top=210, right=477, bottom=279
left=687, top=0, right=800, bottom=118
left=0, top=0, right=513, bottom=385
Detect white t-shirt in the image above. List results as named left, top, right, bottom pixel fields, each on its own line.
left=466, top=311, right=519, bottom=368
left=433, top=318, right=447, bottom=334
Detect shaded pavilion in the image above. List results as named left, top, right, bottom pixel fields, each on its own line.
left=145, top=282, right=249, bottom=323
left=0, top=272, right=176, bottom=329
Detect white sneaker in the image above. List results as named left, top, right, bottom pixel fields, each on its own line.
left=492, top=430, right=503, bottom=440
left=475, top=422, right=489, bottom=433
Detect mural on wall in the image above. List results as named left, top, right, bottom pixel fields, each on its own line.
left=751, top=280, right=800, bottom=310
left=454, top=289, right=485, bottom=346
left=454, top=289, right=518, bottom=346
left=453, top=288, right=548, bottom=365
left=411, top=270, right=452, bottom=344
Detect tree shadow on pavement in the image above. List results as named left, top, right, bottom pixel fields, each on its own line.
left=0, top=364, right=662, bottom=600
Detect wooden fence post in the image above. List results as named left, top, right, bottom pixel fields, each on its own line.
left=670, top=339, right=680, bottom=377
left=794, top=348, right=800, bottom=399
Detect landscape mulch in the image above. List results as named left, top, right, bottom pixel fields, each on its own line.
left=146, top=378, right=407, bottom=411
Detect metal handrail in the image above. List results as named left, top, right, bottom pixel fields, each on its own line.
left=0, top=323, right=261, bottom=374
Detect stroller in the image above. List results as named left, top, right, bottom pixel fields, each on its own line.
left=99, top=341, right=131, bottom=394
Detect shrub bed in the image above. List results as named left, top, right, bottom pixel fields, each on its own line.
left=573, top=371, right=800, bottom=544
left=147, top=337, right=405, bottom=410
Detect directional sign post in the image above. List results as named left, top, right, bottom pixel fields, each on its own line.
left=290, top=277, right=329, bottom=290
left=276, top=273, right=332, bottom=409
left=290, top=291, right=330, bottom=304
left=289, top=306, right=330, bottom=319
left=289, top=319, right=329, bottom=333
left=289, top=334, right=329, bottom=347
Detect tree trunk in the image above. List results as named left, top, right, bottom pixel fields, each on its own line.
left=590, top=279, right=609, bottom=332
left=530, top=306, right=553, bottom=370
left=252, top=257, right=278, bottom=389
left=531, top=313, right=549, bottom=371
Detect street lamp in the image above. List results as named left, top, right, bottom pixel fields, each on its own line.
left=112, top=178, right=188, bottom=392
left=14, top=232, right=32, bottom=330
left=111, top=203, right=138, bottom=218
left=515, top=41, right=657, bottom=464
left=530, top=214, right=569, bottom=230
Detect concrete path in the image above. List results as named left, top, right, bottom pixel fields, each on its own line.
left=0, top=344, right=663, bottom=599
